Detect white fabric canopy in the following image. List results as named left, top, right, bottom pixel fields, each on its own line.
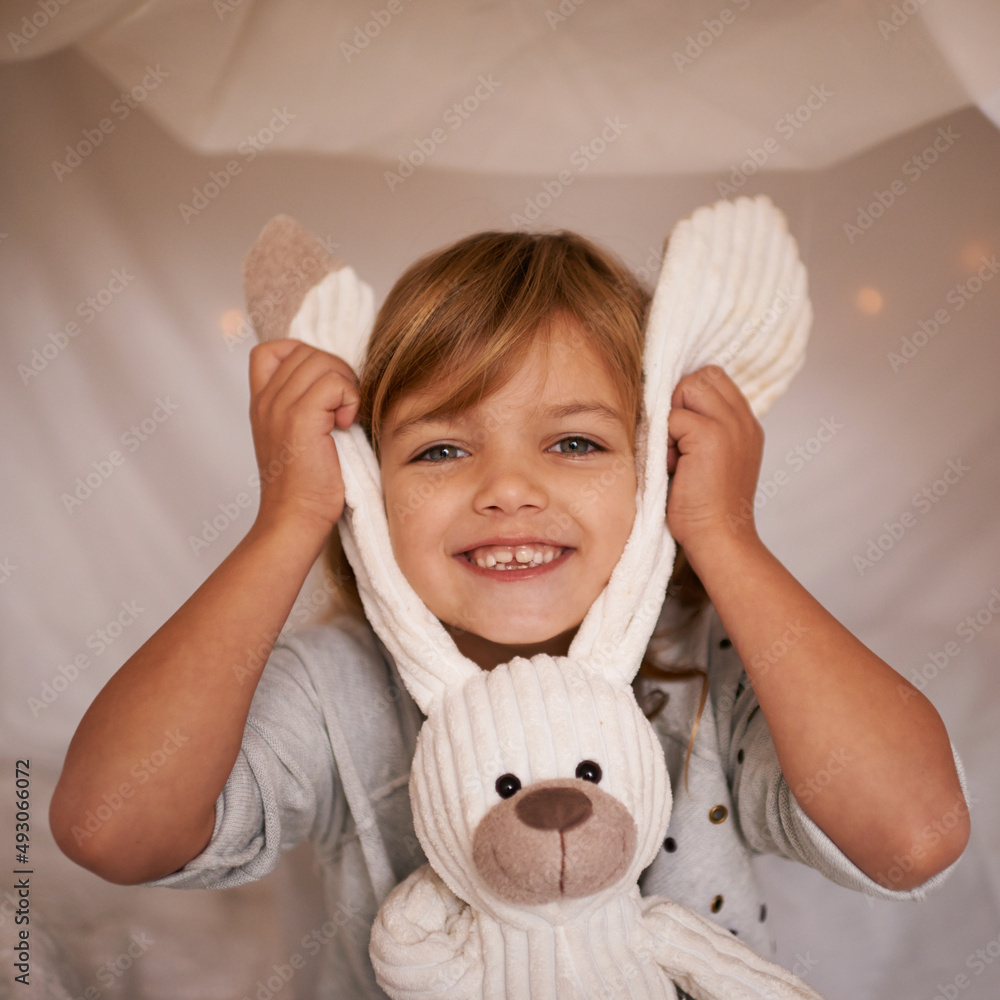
left=2, top=0, right=1000, bottom=173
left=1, top=7, right=999, bottom=998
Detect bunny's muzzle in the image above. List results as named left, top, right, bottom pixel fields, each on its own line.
left=471, top=777, right=638, bottom=905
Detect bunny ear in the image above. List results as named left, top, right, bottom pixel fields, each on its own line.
left=243, top=215, right=480, bottom=714
left=332, top=423, right=482, bottom=713
left=570, top=195, right=811, bottom=685
left=243, top=214, right=374, bottom=369
left=669, top=196, right=812, bottom=418
left=244, top=215, right=339, bottom=341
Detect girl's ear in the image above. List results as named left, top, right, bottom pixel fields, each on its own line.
left=571, top=195, right=811, bottom=687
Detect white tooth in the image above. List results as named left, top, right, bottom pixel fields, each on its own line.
left=543, top=550, right=556, bottom=563
left=515, top=546, right=534, bottom=564
left=484, top=553, right=496, bottom=568
left=494, top=550, right=514, bottom=564
left=530, top=553, right=543, bottom=565
left=475, top=557, right=487, bottom=568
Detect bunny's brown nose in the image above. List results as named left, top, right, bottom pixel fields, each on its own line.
left=515, top=787, right=592, bottom=832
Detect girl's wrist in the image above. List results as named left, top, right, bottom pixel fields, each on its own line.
left=248, top=505, right=334, bottom=565
left=677, top=523, right=768, bottom=590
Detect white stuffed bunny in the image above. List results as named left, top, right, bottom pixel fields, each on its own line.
left=244, top=196, right=821, bottom=1000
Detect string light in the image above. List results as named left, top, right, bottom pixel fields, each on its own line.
left=220, top=308, right=246, bottom=339
left=960, top=240, right=993, bottom=272
left=855, top=287, right=883, bottom=315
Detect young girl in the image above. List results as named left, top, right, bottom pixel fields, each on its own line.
left=50, top=229, right=969, bottom=997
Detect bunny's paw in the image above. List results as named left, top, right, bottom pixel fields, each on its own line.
left=371, top=866, right=483, bottom=999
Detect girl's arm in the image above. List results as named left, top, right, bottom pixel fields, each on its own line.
left=666, top=366, right=970, bottom=891
left=49, top=340, right=357, bottom=885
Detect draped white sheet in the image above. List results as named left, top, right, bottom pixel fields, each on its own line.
left=2, top=0, right=1000, bottom=173
left=1, top=17, right=999, bottom=1000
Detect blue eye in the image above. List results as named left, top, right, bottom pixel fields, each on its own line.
left=415, top=444, right=467, bottom=463
left=553, top=436, right=600, bottom=455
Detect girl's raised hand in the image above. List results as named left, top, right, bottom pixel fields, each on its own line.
left=248, top=339, right=360, bottom=540
left=666, top=365, right=764, bottom=559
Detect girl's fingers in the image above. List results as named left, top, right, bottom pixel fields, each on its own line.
left=666, top=392, right=711, bottom=476
left=671, top=365, right=743, bottom=417
left=248, top=339, right=310, bottom=397
left=271, top=353, right=359, bottom=416
left=297, top=369, right=361, bottom=430
left=250, top=340, right=359, bottom=422
left=670, top=367, right=760, bottom=452
left=666, top=405, right=706, bottom=459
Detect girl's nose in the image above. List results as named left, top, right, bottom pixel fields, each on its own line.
left=471, top=457, right=548, bottom=515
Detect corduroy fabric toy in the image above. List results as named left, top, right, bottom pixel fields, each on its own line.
left=243, top=196, right=823, bottom=1000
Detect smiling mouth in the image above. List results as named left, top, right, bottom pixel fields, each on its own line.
left=462, top=543, right=567, bottom=570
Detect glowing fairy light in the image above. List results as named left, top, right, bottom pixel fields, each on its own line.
left=856, top=287, right=883, bottom=315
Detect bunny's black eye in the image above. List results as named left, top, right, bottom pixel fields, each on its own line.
left=576, top=760, right=602, bottom=783
left=496, top=774, right=522, bottom=799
